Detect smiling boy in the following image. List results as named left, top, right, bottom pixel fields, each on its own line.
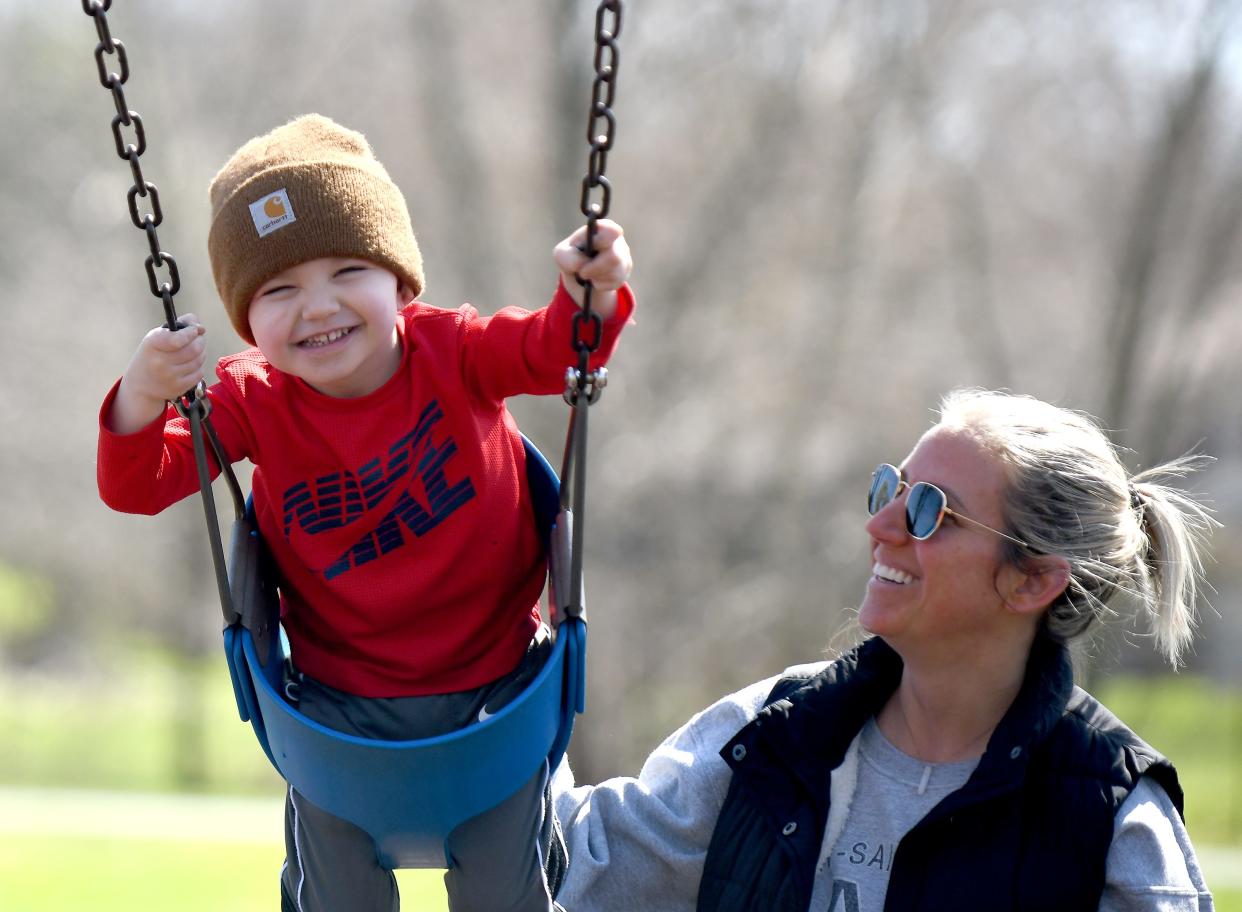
left=97, top=114, right=634, bottom=912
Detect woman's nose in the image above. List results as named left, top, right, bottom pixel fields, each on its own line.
left=865, top=494, right=909, bottom=543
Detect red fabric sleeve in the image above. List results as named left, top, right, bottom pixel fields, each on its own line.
left=96, top=378, right=249, bottom=515
left=458, top=278, right=636, bottom=403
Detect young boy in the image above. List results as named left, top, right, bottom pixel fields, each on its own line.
left=96, top=114, right=634, bottom=912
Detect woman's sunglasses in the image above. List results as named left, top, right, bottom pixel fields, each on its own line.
left=867, top=463, right=1031, bottom=548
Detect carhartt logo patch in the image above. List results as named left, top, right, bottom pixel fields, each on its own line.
left=249, top=189, right=295, bottom=238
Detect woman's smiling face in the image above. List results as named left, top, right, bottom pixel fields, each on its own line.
left=858, top=424, right=1028, bottom=658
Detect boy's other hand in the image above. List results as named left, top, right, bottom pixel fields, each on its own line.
left=554, top=219, right=632, bottom=316
left=107, top=315, right=208, bottom=435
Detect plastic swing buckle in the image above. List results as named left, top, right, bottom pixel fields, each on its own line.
left=228, top=514, right=281, bottom=667
left=547, top=508, right=585, bottom=625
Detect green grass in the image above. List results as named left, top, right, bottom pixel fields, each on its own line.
left=0, top=833, right=1235, bottom=912
left=1094, top=673, right=1242, bottom=846
left=0, top=835, right=448, bottom=912
left=0, top=650, right=281, bottom=795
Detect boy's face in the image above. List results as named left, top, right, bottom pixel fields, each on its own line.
left=247, top=257, right=412, bottom=398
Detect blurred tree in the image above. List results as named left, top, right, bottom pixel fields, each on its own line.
left=1104, top=0, right=1242, bottom=458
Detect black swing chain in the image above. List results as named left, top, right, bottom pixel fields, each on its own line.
left=560, top=0, right=623, bottom=619
left=81, top=0, right=245, bottom=622
left=567, top=0, right=623, bottom=409
left=81, top=0, right=183, bottom=331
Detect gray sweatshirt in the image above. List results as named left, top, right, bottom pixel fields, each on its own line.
left=553, top=663, right=1215, bottom=912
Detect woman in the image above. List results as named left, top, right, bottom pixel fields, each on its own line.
left=554, top=389, right=1216, bottom=911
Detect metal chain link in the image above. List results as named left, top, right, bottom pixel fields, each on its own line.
left=81, top=0, right=183, bottom=333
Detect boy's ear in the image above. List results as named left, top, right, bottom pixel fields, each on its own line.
left=398, top=281, right=418, bottom=304
left=1001, top=555, right=1071, bottom=617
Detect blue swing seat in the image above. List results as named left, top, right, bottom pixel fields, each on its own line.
left=221, top=438, right=585, bottom=869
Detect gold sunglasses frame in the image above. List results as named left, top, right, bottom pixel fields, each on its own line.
left=869, top=463, right=1032, bottom=549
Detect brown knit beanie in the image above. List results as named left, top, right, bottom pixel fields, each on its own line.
left=207, top=114, right=424, bottom=344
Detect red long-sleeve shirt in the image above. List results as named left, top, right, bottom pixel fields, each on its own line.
left=98, top=281, right=634, bottom=696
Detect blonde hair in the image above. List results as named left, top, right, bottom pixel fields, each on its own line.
left=936, top=389, right=1217, bottom=668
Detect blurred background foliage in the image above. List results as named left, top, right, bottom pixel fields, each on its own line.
left=2, top=0, right=1241, bottom=886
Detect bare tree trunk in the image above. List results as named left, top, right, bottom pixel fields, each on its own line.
left=652, top=78, right=809, bottom=371
left=1102, top=25, right=1221, bottom=439
left=946, top=164, right=1012, bottom=387
left=1137, top=131, right=1242, bottom=458
left=408, top=1, right=505, bottom=309
left=551, top=0, right=593, bottom=230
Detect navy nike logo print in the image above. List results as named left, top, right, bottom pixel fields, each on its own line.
left=280, top=399, right=476, bottom=579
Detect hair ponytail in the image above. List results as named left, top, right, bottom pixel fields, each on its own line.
left=1130, top=456, right=1218, bottom=668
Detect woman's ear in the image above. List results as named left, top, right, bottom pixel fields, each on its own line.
left=1001, top=555, right=1071, bottom=616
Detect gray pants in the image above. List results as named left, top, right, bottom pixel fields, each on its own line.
left=279, top=630, right=565, bottom=912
